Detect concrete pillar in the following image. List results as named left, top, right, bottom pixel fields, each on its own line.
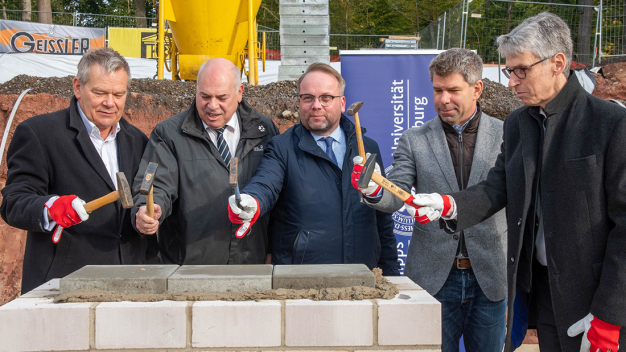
left=278, top=0, right=330, bottom=81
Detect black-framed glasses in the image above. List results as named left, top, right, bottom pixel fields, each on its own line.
left=501, top=57, right=549, bottom=79
left=298, top=94, right=342, bottom=107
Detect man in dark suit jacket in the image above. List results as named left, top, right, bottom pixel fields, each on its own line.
left=1, top=48, right=148, bottom=294
left=410, top=13, right=625, bottom=352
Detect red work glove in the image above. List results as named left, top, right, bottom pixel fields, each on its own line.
left=45, top=195, right=89, bottom=243
left=351, top=155, right=382, bottom=197
left=407, top=193, right=453, bottom=224
left=227, top=194, right=260, bottom=238
left=567, top=313, right=621, bottom=352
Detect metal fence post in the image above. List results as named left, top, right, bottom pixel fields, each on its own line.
left=599, top=0, right=603, bottom=63
left=442, top=12, right=447, bottom=49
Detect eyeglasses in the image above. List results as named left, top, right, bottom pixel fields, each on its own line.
left=298, top=94, right=341, bottom=107
left=501, top=57, right=549, bottom=79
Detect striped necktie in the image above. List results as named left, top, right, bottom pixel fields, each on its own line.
left=216, top=126, right=231, bottom=167
left=321, top=136, right=338, bottom=166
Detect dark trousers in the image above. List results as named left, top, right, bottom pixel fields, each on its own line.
left=533, top=259, right=562, bottom=351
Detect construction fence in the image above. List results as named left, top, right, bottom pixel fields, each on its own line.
left=418, top=0, right=625, bottom=66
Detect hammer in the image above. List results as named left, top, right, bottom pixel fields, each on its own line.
left=347, top=101, right=366, bottom=164
left=139, top=162, right=159, bottom=218
left=52, top=172, right=134, bottom=243
left=358, top=153, right=416, bottom=206
left=229, top=157, right=242, bottom=209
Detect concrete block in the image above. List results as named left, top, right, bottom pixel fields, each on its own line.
left=278, top=65, right=310, bottom=80
left=377, top=290, right=441, bottom=345
left=281, top=45, right=330, bottom=56
left=279, top=4, right=328, bottom=16
left=20, top=278, right=60, bottom=298
left=59, top=264, right=179, bottom=294
left=192, top=300, right=281, bottom=347
left=95, top=301, right=187, bottom=349
left=280, top=15, right=330, bottom=26
left=273, top=264, right=375, bottom=289
left=280, top=56, right=330, bottom=66
left=168, top=264, right=273, bottom=292
left=280, top=0, right=328, bottom=4
left=281, top=35, right=329, bottom=46
left=0, top=298, right=90, bottom=351
left=384, top=276, right=423, bottom=291
left=281, top=26, right=329, bottom=36
left=285, top=299, right=373, bottom=346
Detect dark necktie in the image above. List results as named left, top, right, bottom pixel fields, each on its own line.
left=216, top=126, right=231, bottom=167
left=322, top=137, right=338, bottom=166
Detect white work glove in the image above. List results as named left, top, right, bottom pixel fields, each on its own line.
left=228, top=194, right=260, bottom=238
left=409, top=193, right=454, bottom=224
left=351, top=154, right=382, bottom=197
left=568, top=313, right=621, bottom=352
left=405, top=205, right=441, bottom=225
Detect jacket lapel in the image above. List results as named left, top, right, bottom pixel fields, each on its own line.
left=519, top=111, right=539, bottom=199
left=467, top=113, right=498, bottom=186
left=69, top=98, right=116, bottom=191
left=427, top=118, right=459, bottom=192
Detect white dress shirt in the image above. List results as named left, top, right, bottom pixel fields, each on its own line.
left=202, top=111, right=240, bottom=156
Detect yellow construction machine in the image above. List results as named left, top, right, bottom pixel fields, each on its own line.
left=155, top=0, right=266, bottom=85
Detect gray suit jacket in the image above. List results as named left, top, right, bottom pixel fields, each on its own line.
left=369, top=113, right=507, bottom=301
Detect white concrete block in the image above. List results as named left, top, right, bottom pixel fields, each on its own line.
left=0, top=298, right=90, bottom=352
left=192, top=300, right=281, bottom=347
left=20, top=279, right=60, bottom=298
left=285, top=300, right=373, bottom=346
left=377, top=291, right=442, bottom=346
left=384, top=276, right=423, bottom=291
left=95, top=301, right=187, bottom=349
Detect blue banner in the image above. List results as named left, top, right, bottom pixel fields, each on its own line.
left=341, top=50, right=442, bottom=275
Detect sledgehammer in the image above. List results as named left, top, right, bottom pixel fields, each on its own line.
left=358, top=153, right=416, bottom=206
left=139, top=162, right=159, bottom=218
left=52, top=172, right=134, bottom=243
left=347, top=101, right=366, bottom=163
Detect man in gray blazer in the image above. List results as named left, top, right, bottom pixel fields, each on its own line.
left=352, top=48, right=506, bottom=352
left=410, top=13, right=625, bottom=352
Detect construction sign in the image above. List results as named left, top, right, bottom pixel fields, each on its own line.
left=108, top=27, right=171, bottom=59
left=0, top=20, right=104, bottom=54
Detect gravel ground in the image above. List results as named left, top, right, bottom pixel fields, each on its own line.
left=0, top=74, right=520, bottom=121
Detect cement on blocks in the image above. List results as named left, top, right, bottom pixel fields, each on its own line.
left=59, top=265, right=179, bottom=294
left=167, top=264, right=273, bottom=292
left=273, top=264, right=375, bottom=289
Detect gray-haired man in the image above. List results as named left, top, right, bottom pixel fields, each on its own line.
left=409, top=12, right=626, bottom=351
left=1, top=48, right=149, bottom=294
left=353, top=48, right=506, bottom=352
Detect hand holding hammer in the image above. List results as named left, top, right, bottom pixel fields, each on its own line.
left=136, top=162, right=161, bottom=235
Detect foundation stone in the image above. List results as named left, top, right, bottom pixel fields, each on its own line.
left=59, top=265, right=179, bottom=294
left=168, top=264, right=273, bottom=292
left=273, top=263, right=375, bottom=289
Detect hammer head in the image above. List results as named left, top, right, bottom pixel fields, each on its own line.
left=358, top=153, right=378, bottom=189
left=140, top=162, right=159, bottom=195
left=115, top=172, right=134, bottom=208
left=347, top=101, right=363, bottom=116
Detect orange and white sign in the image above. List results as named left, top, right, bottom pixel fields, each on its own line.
left=0, top=19, right=104, bottom=54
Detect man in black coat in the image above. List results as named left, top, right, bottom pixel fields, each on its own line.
left=1, top=48, right=148, bottom=294
left=132, top=58, right=278, bottom=265
left=410, top=13, right=625, bottom=352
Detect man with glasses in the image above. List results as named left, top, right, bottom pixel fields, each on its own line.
left=227, top=63, right=400, bottom=275
left=405, top=12, right=626, bottom=351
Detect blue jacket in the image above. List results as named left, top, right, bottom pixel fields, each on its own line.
left=244, top=116, right=400, bottom=275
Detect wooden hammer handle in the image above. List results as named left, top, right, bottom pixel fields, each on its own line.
left=354, top=112, right=366, bottom=162
left=83, top=191, right=120, bottom=213
left=146, top=186, right=154, bottom=218
left=370, top=173, right=412, bottom=203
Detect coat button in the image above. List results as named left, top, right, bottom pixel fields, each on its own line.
left=453, top=235, right=459, bottom=240
left=510, top=257, right=515, bottom=263
left=517, top=218, right=522, bottom=226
